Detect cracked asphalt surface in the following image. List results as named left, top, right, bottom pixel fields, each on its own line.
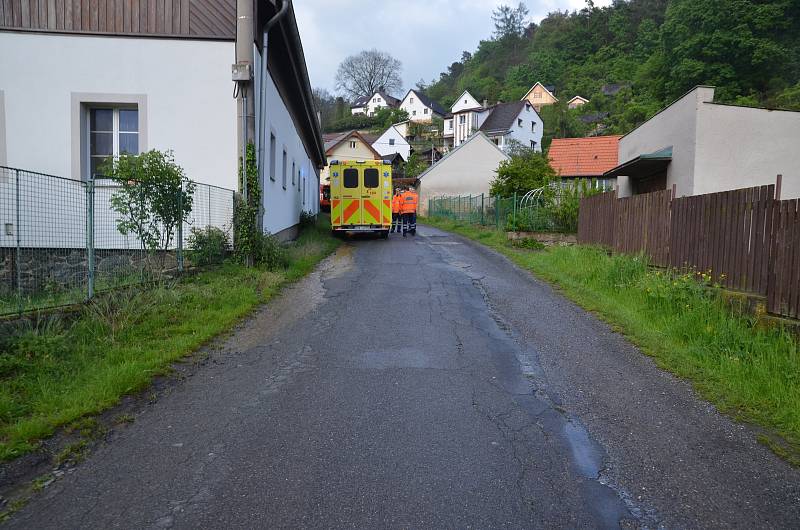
left=8, top=225, right=800, bottom=528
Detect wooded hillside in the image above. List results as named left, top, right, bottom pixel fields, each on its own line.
left=425, top=0, right=800, bottom=143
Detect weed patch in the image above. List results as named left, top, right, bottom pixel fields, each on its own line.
left=0, top=218, right=339, bottom=461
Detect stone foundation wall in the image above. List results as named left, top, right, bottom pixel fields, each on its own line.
left=0, top=247, right=178, bottom=296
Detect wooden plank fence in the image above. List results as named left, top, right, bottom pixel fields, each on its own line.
left=578, top=182, right=800, bottom=320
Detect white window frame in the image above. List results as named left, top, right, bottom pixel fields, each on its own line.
left=86, top=106, right=140, bottom=177
left=71, top=93, right=147, bottom=181
left=350, top=141, right=357, bottom=149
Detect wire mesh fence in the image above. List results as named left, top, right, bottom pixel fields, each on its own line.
left=0, top=166, right=235, bottom=316
left=427, top=189, right=579, bottom=233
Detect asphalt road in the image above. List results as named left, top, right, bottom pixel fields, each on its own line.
left=8, top=225, right=800, bottom=529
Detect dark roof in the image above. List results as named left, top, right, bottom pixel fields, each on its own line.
left=264, top=2, right=326, bottom=167
left=360, top=133, right=380, bottom=145
left=604, top=147, right=672, bottom=179
left=409, top=90, right=447, bottom=116
left=601, top=83, right=630, bottom=96
left=350, top=90, right=401, bottom=109
left=479, top=101, right=528, bottom=133
left=350, top=95, right=371, bottom=108
left=544, top=85, right=556, bottom=94
left=579, top=111, right=610, bottom=124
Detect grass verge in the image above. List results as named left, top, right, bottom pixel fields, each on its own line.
left=422, top=216, right=800, bottom=461
left=0, top=218, right=339, bottom=461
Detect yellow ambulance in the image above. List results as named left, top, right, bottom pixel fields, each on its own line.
left=329, top=160, right=393, bottom=238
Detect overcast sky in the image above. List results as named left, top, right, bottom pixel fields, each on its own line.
left=295, top=0, right=611, bottom=98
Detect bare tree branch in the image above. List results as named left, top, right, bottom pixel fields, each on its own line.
left=335, top=49, right=403, bottom=100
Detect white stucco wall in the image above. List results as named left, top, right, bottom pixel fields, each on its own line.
left=372, top=126, right=410, bottom=160
left=502, top=104, right=544, bottom=152
left=694, top=103, right=800, bottom=199
left=451, top=91, right=481, bottom=114
left=616, top=86, right=711, bottom=197
left=0, top=32, right=236, bottom=189
left=254, top=45, right=320, bottom=236
left=417, top=133, right=509, bottom=215
left=617, top=86, right=799, bottom=199
left=399, top=90, right=439, bottom=122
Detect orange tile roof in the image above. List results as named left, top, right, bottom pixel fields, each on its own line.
left=548, top=136, right=621, bottom=177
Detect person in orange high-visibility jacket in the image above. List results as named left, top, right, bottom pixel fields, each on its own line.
left=391, top=188, right=403, bottom=233
left=400, top=186, right=419, bottom=237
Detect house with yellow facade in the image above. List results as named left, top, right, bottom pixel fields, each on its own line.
left=521, top=82, right=558, bottom=111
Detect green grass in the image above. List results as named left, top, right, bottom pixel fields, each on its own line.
left=0, top=219, right=340, bottom=461
left=423, top=216, right=800, bottom=460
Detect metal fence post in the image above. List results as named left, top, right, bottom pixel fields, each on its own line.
left=177, top=181, right=184, bottom=273
left=481, top=193, right=485, bottom=225
left=15, top=169, right=22, bottom=314
left=512, top=192, right=517, bottom=231
left=86, top=176, right=95, bottom=301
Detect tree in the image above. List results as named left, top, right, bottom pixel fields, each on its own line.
left=372, top=107, right=410, bottom=131
left=103, top=150, right=195, bottom=260
left=335, top=49, right=403, bottom=100
left=490, top=147, right=556, bottom=197
left=403, top=153, right=427, bottom=179
left=312, top=87, right=338, bottom=129
left=492, top=3, right=529, bottom=39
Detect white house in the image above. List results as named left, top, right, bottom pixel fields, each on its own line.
left=444, top=90, right=488, bottom=149
left=417, top=132, right=510, bottom=215
left=442, top=91, right=543, bottom=153
left=372, top=125, right=411, bottom=161
left=398, top=89, right=446, bottom=122
left=0, top=0, right=325, bottom=241
left=479, top=101, right=543, bottom=152
left=350, top=90, right=401, bottom=117
left=606, top=86, right=800, bottom=199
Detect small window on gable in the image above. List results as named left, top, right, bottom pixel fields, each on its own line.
left=518, top=118, right=523, bottom=127
left=350, top=141, right=357, bottom=149
left=424, top=108, right=429, bottom=114
left=534, top=92, right=541, bottom=99
left=389, top=138, right=395, bottom=146
left=412, top=110, right=417, bottom=116
left=410, top=97, right=414, bottom=104
left=292, top=161, right=296, bottom=185
left=531, top=121, right=536, bottom=132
